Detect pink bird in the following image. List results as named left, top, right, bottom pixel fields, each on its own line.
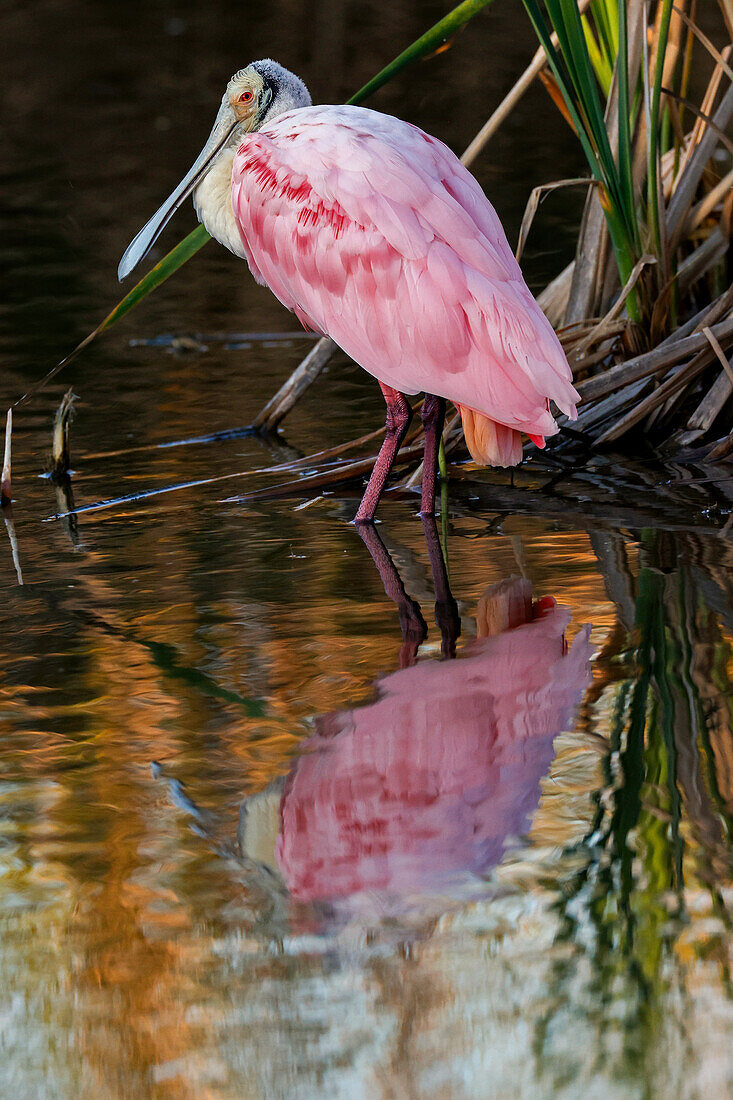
left=119, top=60, right=579, bottom=522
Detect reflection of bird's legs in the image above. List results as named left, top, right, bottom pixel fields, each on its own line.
left=421, top=515, right=460, bottom=659
left=356, top=523, right=427, bottom=667
left=355, top=383, right=412, bottom=524
left=420, top=393, right=446, bottom=516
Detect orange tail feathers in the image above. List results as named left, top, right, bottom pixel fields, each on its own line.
left=458, top=405, right=544, bottom=467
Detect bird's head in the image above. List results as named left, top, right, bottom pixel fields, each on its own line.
left=117, top=60, right=311, bottom=281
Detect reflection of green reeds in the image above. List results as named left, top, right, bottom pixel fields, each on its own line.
left=547, top=528, right=732, bottom=1078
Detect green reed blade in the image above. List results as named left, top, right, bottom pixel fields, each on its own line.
left=98, top=223, right=212, bottom=332
left=647, top=0, right=674, bottom=255
left=520, top=0, right=641, bottom=308
left=615, top=0, right=636, bottom=239
left=520, top=0, right=605, bottom=180
left=583, top=14, right=613, bottom=95
left=347, top=0, right=498, bottom=105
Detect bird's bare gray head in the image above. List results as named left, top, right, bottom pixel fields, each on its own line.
left=118, top=60, right=311, bottom=281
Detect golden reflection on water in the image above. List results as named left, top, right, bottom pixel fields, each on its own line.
left=1, top=493, right=732, bottom=1097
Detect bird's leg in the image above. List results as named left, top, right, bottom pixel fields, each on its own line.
left=355, top=383, right=412, bottom=524
left=420, top=393, right=446, bottom=516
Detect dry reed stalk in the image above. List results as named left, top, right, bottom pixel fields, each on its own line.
left=666, top=64, right=733, bottom=242
left=571, top=255, right=657, bottom=360
left=2, top=509, right=23, bottom=585
left=578, top=313, right=733, bottom=403
left=595, top=342, right=717, bottom=443
left=719, top=0, right=733, bottom=38
left=687, top=167, right=733, bottom=231
left=682, top=368, right=733, bottom=439
left=705, top=429, right=733, bottom=461
left=702, top=325, right=733, bottom=384
left=676, top=226, right=729, bottom=292
left=252, top=337, right=338, bottom=431
left=571, top=377, right=652, bottom=433
left=516, top=179, right=599, bottom=263
left=570, top=337, right=623, bottom=375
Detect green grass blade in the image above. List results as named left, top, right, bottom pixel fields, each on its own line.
left=348, top=0, right=498, bottom=105
left=520, top=0, right=640, bottom=307
left=583, top=15, right=613, bottom=94
left=647, top=0, right=674, bottom=254
left=520, top=0, right=605, bottom=180
left=615, top=0, right=638, bottom=247
left=591, top=0, right=618, bottom=59
left=554, top=0, right=618, bottom=181
left=98, top=223, right=211, bottom=332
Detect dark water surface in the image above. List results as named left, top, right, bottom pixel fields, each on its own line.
left=1, top=2, right=732, bottom=1097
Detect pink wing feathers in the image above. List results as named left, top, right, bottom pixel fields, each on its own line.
left=231, top=105, right=578, bottom=462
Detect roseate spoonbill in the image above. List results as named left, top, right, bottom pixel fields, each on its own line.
left=119, top=60, right=579, bottom=522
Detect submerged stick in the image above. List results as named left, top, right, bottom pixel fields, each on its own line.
left=1, top=409, right=12, bottom=506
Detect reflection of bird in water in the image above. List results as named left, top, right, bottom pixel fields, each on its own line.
left=240, top=522, right=592, bottom=916
left=119, top=60, right=579, bottom=521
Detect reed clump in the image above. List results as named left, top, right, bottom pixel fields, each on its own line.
left=519, top=0, right=733, bottom=460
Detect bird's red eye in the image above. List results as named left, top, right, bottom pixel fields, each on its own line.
left=239, top=91, right=254, bottom=104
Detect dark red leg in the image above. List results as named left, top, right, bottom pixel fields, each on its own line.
left=355, top=383, right=412, bottom=525
left=420, top=393, right=446, bottom=516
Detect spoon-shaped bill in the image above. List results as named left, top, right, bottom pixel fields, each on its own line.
left=117, top=106, right=237, bottom=281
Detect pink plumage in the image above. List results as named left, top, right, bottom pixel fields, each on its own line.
left=231, top=104, right=579, bottom=466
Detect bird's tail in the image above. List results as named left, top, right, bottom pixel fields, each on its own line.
left=458, top=405, right=545, bottom=467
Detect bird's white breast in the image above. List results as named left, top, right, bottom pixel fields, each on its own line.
left=193, top=149, right=249, bottom=260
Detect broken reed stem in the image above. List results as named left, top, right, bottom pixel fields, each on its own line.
left=595, top=343, right=717, bottom=444
left=578, top=314, right=733, bottom=403
left=459, top=0, right=594, bottom=167
left=51, top=389, right=76, bottom=478
left=1, top=409, right=12, bottom=506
